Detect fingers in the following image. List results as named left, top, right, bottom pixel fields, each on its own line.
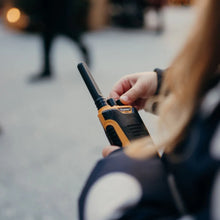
left=109, top=72, right=157, bottom=109
left=120, top=81, right=143, bottom=104
left=109, top=76, right=133, bottom=100
left=102, top=145, right=120, bottom=157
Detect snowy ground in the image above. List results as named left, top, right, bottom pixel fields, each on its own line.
left=0, top=6, right=195, bottom=220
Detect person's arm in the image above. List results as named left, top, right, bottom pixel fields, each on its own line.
left=109, top=69, right=164, bottom=110
left=104, top=69, right=164, bottom=157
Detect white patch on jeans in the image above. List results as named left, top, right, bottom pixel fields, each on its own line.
left=200, top=82, right=219, bottom=118
left=85, top=172, right=142, bottom=220
left=210, top=124, right=220, bottom=159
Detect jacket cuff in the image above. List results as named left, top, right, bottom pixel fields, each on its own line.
left=154, top=68, right=164, bottom=95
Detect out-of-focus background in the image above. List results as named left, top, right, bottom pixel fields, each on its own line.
left=0, top=0, right=195, bottom=219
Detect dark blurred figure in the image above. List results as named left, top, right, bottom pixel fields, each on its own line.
left=15, top=0, right=90, bottom=81
left=110, top=0, right=166, bottom=33
left=110, top=0, right=145, bottom=28
left=0, top=0, right=5, bottom=16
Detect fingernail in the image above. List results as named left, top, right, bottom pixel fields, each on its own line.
left=120, top=95, right=128, bottom=103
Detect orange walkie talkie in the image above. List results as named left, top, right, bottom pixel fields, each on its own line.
left=77, top=62, right=149, bottom=147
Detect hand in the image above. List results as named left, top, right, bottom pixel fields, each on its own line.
left=109, top=72, right=157, bottom=110
left=102, top=145, right=120, bottom=158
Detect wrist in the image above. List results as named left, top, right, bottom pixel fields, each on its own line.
left=154, top=68, right=164, bottom=95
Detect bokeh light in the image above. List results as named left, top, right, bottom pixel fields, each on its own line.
left=6, top=8, right=21, bottom=23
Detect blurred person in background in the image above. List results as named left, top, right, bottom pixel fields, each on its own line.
left=23, top=0, right=90, bottom=81
left=110, top=0, right=166, bottom=32
left=79, top=0, right=220, bottom=219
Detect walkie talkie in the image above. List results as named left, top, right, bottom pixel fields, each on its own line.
left=77, top=62, right=149, bottom=147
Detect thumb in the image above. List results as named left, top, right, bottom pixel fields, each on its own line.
left=120, top=83, right=143, bottom=104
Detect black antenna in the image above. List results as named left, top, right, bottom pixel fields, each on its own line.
left=77, top=62, right=107, bottom=109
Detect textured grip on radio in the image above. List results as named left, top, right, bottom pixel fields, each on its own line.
left=102, top=107, right=149, bottom=144
left=105, top=125, right=122, bottom=146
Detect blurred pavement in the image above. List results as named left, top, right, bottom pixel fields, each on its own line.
left=0, top=6, right=194, bottom=220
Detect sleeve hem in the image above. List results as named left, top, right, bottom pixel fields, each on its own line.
left=154, top=68, right=164, bottom=95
